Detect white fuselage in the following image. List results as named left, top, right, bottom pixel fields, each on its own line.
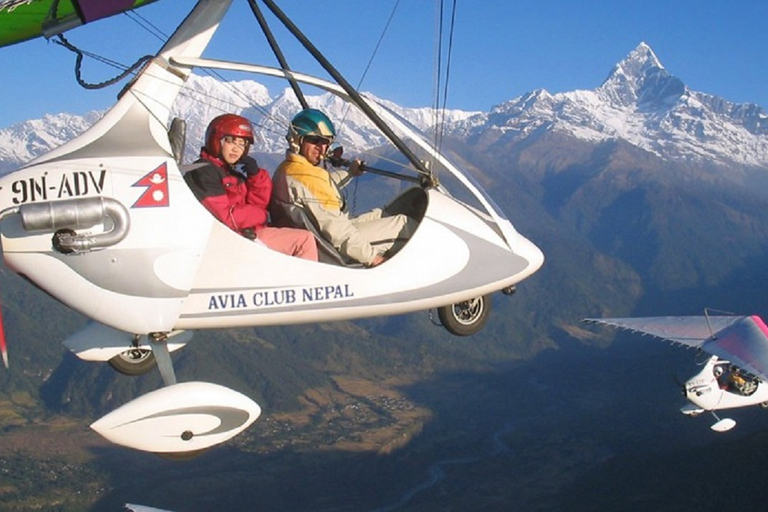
left=685, top=356, right=768, bottom=411
left=0, top=0, right=543, bottom=337
left=0, top=152, right=542, bottom=334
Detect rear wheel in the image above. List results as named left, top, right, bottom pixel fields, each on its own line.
left=108, top=347, right=157, bottom=376
left=437, top=295, right=491, bottom=336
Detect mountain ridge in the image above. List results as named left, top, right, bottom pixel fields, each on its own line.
left=1, top=42, right=768, bottom=409
left=451, top=42, right=768, bottom=168
left=1, top=43, right=766, bottom=172
left=2, top=41, right=768, bottom=511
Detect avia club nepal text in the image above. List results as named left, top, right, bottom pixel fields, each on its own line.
left=208, top=284, right=355, bottom=310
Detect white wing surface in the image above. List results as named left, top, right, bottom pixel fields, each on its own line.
left=585, top=315, right=768, bottom=380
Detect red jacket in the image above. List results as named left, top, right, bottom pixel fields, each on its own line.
left=184, top=150, right=271, bottom=236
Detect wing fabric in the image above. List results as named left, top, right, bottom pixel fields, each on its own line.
left=583, top=316, right=745, bottom=348
left=585, top=315, right=768, bottom=381
left=701, top=316, right=768, bottom=381
left=0, top=0, right=160, bottom=49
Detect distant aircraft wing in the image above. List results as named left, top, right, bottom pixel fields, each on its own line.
left=124, top=504, right=175, bottom=512
left=585, top=315, right=768, bottom=381
left=0, top=0, right=160, bottom=49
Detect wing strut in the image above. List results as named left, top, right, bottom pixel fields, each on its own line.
left=258, top=0, right=433, bottom=180
left=247, top=0, right=308, bottom=109
left=150, top=334, right=177, bottom=386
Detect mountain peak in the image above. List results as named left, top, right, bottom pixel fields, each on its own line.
left=626, top=42, right=663, bottom=70
left=606, top=42, right=664, bottom=83
left=599, top=42, right=684, bottom=107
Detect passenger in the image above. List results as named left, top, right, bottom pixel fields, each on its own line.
left=184, top=114, right=318, bottom=261
left=727, top=366, right=748, bottom=394
left=271, top=108, right=416, bottom=267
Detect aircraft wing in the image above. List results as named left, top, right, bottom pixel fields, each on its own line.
left=124, top=504, right=175, bottom=512
left=0, top=0, right=160, bottom=49
left=585, top=315, right=768, bottom=381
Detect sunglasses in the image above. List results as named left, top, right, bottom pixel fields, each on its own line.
left=221, top=136, right=248, bottom=149
left=303, top=135, right=331, bottom=146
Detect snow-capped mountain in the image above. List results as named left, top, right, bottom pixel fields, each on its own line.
left=0, top=72, right=476, bottom=171
left=450, top=42, right=768, bottom=168
left=0, top=112, right=100, bottom=172
left=245, top=85, right=477, bottom=155
left=171, top=74, right=272, bottom=160
left=1, top=42, right=767, bottom=172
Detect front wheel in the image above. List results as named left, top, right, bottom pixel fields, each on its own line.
left=108, top=347, right=157, bottom=376
left=437, top=295, right=491, bottom=336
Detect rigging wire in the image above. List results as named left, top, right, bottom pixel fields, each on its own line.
left=431, top=0, right=458, bottom=162
left=123, top=9, right=168, bottom=44
left=337, top=0, right=402, bottom=213
left=50, top=1, right=439, bottom=176
left=432, top=0, right=444, bottom=151
left=144, top=3, right=289, bottom=145
left=247, top=0, right=308, bottom=110
left=51, top=5, right=287, bottom=155
left=355, top=0, right=401, bottom=94
left=260, top=0, right=432, bottom=179
left=336, top=0, right=401, bottom=133
left=440, top=1, right=457, bottom=144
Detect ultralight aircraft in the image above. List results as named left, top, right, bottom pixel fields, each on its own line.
left=585, top=314, right=768, bottom=432
left=0, top=0, right=544, bottom=455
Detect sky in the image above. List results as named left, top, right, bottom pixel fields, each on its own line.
left=0, top=0, right=767, bottom=128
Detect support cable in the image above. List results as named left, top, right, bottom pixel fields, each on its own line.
left=247, top=0, right=308, bottom=109
left=259, top=0, right=433, bottom=180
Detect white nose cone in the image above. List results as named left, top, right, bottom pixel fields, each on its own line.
left=91, top=381, right=261, bottom=454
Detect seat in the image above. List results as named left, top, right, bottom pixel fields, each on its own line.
left=167, top=117, right=186, bottom=165
left=270, top=201, right=363, bottom=267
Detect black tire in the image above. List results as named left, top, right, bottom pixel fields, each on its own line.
left=108, top=347, right=157, bottom=376
left=437, top=295, right=491, bottom=336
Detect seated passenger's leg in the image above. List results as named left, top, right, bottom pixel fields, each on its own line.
left=351, top=208, right=384, bottom=223
left=351, top=213, right=416, bottom=256
left=256, top=227, right=319, bottom=261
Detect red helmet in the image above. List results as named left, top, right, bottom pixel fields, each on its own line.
left=204, top=114, right=254, bottom=156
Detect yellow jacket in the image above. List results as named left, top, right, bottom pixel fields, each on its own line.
left=272, top=152, right=378, bottom=264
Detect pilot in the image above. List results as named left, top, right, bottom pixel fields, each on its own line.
left=270, top=109, right=416, bottom=267
left=727, top=366, right=748, bottom=393
left=184, top=114, right=318, bottom=261
left=714, top=364, right=727, bottom=388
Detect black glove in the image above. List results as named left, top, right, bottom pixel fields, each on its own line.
left=239, top=155, right=260, bottom=176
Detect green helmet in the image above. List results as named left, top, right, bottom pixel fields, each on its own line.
left=287, top=109, right=336, bottom=147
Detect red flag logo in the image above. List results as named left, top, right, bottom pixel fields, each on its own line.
left=132, top=163, right=170, bottom=208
